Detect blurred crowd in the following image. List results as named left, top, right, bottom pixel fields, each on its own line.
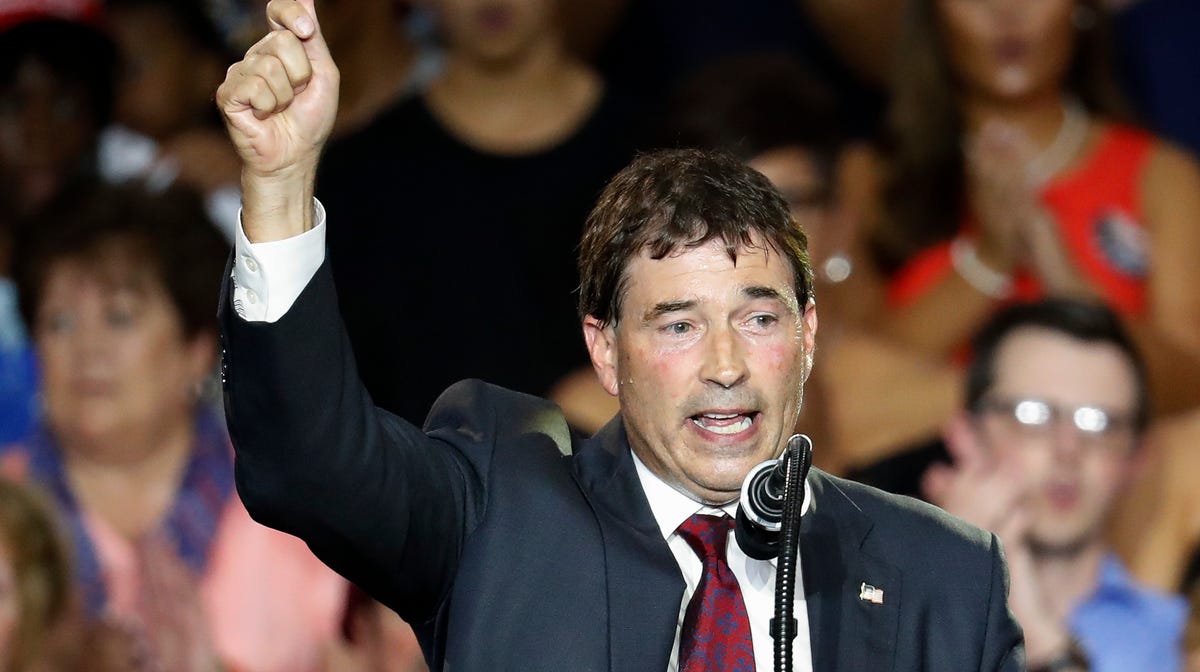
left=0, top=0, right=1199, bottom=670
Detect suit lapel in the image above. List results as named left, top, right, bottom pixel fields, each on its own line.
left=573, top=418, right=685, bottom=672
left=571, top=432, right=903, bottom=671
left=802, top=470, right=901, bottom=671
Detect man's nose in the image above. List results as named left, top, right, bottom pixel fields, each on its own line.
left=1050, top=419, right=1087, bottom=463
left=701, top=323, right=748, bottom=389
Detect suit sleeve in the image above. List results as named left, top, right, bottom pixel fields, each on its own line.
left=979, top=532, right=1026, bottom=671
left=219, top=258, right=482, bottom=623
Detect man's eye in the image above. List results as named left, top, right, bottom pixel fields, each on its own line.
left=749, top=314, right=778, bottom=328
left=665, top=322, right=691, bottom=335
left=106, top=308, right=136, bottom=328
left=43, top=312, right=75, bottom=334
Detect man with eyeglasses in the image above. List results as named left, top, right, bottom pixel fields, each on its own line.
left=922, top=298, right=1185, bottom=672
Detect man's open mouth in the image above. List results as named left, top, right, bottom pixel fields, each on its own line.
left=690, top=412, right=758, bottom=435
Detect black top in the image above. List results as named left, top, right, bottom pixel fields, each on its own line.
left=316, top=91, right=636, bottom=424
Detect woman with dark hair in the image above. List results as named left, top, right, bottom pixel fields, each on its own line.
left=0, top=14, right=118, bottom=446
left=317, top=0, right=637, bottom=428
left=872, top=0, right=1200, bottom=416
left=4, top=182, right=348, bottom=672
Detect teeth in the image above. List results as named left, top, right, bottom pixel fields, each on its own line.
left=703, top=412, right=739, bottom=419
left=692, top=415, right=753, bottom=435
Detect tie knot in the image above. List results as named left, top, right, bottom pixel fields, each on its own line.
left=676, top=513, right=733, bottom=560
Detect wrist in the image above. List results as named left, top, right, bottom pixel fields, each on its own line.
left=973, top=236, right=1015, bottom=274
left=241, top=165, right=318, bottom=242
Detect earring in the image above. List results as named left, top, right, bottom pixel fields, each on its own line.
left=821, top=253, right=853, bottom=284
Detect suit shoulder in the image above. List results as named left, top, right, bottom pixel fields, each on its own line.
left=817, top=471, right=997, bottom=563
left=426, top=379, right=575, bottom=456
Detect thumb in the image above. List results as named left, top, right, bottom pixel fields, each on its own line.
left=268, top=0, right=334, bottom=65
left=943, top=412, right=987, bottom=471
left=921, top=463, right=953, bottom=505
left=296, top=0, right=335, bottom=65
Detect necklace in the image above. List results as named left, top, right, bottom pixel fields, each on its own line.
left=1025, top=98, right=1090, bottom=187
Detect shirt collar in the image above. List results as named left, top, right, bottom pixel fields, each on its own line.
left=1092, top=553, right=1140, bottom=601
left=631, top=448, right=811, bottom=540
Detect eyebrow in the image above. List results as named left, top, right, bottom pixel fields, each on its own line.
left=744, top=285, right=798, bottom=313
left=639, top=286, right=797, bottom=323
left=642, top=299, right=696, bottom=323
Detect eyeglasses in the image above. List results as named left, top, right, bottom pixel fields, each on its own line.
left=975, top=397, right=1137, bottom=452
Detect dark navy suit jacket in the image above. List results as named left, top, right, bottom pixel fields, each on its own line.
left=219, top=260, right=1024, bottom=671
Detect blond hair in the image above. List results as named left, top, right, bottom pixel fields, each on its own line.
left=0, top=478, right=72, bottom=671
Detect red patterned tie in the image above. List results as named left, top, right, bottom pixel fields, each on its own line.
left=677, top=513, right=756, bottom=672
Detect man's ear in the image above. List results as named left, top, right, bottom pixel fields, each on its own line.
left=582, top=315, right=619, bottom=397
left=801, top=300, right=818, bottom=384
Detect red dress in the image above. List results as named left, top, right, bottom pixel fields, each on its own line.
left=888, top=125, right=1155, bottom=317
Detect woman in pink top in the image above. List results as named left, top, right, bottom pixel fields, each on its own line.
left=3, top=182, right=348, bottom=672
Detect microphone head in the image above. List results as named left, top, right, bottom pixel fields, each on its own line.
left=735, top=503, right=782, bottom=561
left=733, top=433, right=815, bottom=561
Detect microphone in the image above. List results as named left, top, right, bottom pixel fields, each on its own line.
left=735, top=434, right=813, bottom=561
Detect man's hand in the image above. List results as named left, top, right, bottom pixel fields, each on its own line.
left=924, top=415, right=1075, bottom=667
left=923, top=413, right=1026, bottom=531
left=215, top=0, right=339, bottom=241
left=965, top=120, right=1038, bottom=275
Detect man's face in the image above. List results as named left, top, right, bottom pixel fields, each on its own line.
left=973, top=327, right=1139, bottom=554
left=584, top=237, right=817, bottom=505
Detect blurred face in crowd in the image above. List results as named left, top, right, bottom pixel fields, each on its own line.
left=435, top=0, right=558, bottom=65
left=35, top=250, right=214, bottom=461
left=586, top=237, right=817, bottom=505
left=107, top=6, right=222, bottom=140
left=935, top=0, right=1077, bottom=102
left=747, top=147, right=834, bottom=270
left=0, top=59, right=99, bottom=216
left=972, top=327, right=1138, bottom=555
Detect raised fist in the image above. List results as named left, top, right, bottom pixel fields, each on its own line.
left=217, top=0, right=339, bottom=178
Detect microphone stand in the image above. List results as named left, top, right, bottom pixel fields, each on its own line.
left=734, top=433, right=813, bottom=671
left=770, top=435, right=811, bottom=672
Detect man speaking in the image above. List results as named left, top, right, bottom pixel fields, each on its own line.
left=215, top=1, right=1024, bottom=669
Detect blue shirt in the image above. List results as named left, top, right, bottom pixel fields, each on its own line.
left=0, top=278, right=37, bottom=445
left=1071, top=554, right=1186, bottom=672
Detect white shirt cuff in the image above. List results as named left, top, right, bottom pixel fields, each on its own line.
left=231, top=199, right=327, bottom=323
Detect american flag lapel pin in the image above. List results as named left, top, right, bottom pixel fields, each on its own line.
left=859, top=582, right=884, bottom=605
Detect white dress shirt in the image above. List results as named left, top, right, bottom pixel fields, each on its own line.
left=231, top=200, right=328, bottom=323
left=233, top=201, right=815, bottom=671
left=632, top=452, right=813, bottom=672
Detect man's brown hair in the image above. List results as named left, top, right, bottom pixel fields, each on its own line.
left=578, top=148, right=813, bottom=326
